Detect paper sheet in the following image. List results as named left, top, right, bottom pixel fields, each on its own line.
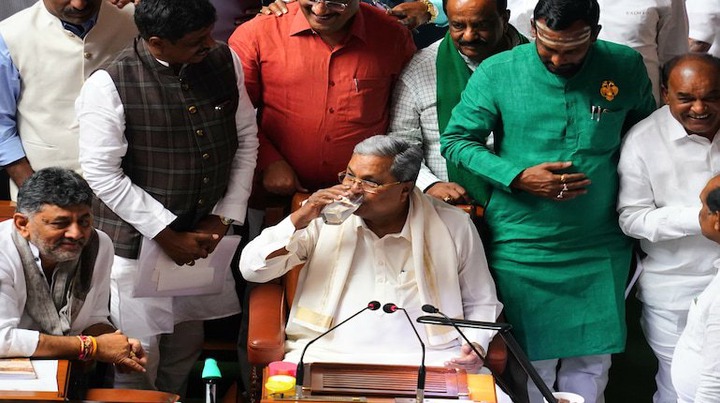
left=134, top=235, right=241, bottom=297
left=0, top=360, right=58, bottom=392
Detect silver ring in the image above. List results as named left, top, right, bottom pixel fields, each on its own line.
left=186, top=260, right=195, bottom=266
left=556, top=190, right=565, bottom=199
left=443, top=196, right=452, bottom=203
left=562, top=183, right=569, bottom=192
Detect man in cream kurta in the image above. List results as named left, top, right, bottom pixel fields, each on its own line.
left=0, top=0, right=137, bottom=195
left=240, top=136, right=502, bottom=369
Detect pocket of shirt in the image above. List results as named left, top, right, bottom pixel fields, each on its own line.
left=340, top=77, right=392, bottom=125
left=577, top=108, right=625, bottom=153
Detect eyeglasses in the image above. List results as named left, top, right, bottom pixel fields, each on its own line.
left=338, top=171, right=402, bottom=194
left=307, top=0, right=350, bottom=12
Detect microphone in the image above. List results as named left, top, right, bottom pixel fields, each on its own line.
left=383, top=303, right=426, bottom=403
left=295, top=300, right=381, bottom=399
left=418, top=305, right=558, bottom=403
left=420, top=304, right=488, bottom=368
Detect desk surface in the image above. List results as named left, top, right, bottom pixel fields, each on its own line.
left=0, top=359, right=70, bottom=401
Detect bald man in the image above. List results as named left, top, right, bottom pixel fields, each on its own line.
left=618, top=53, right=720, bottom=403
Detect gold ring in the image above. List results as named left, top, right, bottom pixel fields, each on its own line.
left=560, top=174, right=566, bottom=183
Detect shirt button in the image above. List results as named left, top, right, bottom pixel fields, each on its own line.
left=84, top=52, right=92, bottom=59
left=188, top=106, right=198, bottom=114
left=328, top=107, right=334, bottom=113
left=202, top=153, right=210, bottom=160
left=196, top=129, right=204, bottom=137
left=329, top=80, right=335, bottom=87
left=197, top=198, right=205, bottom=206
left=203, top=177, right=210, bottom=184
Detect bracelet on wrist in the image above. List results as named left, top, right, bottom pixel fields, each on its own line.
left=77, top=335, right=96, bottom=361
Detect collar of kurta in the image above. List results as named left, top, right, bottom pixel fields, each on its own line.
left=288, top=1, right=368, bottom=45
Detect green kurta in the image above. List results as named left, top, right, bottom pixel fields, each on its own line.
left=440, top=40, right=656, bottom=361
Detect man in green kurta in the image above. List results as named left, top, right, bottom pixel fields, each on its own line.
left=440, top=0, right=656, bottom=401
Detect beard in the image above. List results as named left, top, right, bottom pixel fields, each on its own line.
left=31, top=233, right=86, bottom=263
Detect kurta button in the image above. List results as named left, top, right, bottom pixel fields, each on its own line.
left=329, top=81, right=335, bottom=87
left=329, top=107, right=334, bottom=113
left=188, top=106, right=198, bottom=114
left=84, top=52, right=92, bottom=59
left=196, top=129, right=204, bottom=137
left=197, top=198, right=205, bottom=206
left=203, top=177, right=210, bottom=184
left=202, top=153, right=210, bottom=160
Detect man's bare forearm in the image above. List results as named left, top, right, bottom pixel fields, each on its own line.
left=4, top=158, right=34, bottom=188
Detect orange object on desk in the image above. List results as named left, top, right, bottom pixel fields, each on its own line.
left=467, top=373, right=497, bottom=403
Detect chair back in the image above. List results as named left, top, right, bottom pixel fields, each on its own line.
left=84, top=388, right=180, bottom=402
left=0, top=200, right=16, bottom=222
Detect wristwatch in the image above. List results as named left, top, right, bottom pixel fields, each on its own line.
left=419, top=0, right=438, bottom=24
left=219, top=215, right=235, bottom=226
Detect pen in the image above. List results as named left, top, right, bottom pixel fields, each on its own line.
left=590, top=105, right=596, bottom=120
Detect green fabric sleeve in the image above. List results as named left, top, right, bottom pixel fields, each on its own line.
left=440, top=66, right=525, bottom=191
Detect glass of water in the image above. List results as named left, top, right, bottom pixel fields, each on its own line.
left=320, top=193, right=364, bottom=225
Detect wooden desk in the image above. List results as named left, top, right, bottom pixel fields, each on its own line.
left=261, top=364, right=496, bottom=403
left=0, top=359, right=70, bottom=401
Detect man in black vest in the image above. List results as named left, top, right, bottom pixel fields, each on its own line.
left=76, top=0, right=259, bottom=396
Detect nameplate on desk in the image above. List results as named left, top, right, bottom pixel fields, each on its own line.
left=303, top=363, right=468, bottom=398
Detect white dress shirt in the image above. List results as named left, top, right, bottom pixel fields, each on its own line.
left=0, top=221, right=114, bottom=357
left=240, top=199, right=500, bottom=366
left=672, top=259, right=720, bottom=403
left=508, top=0, right=688, bottom=104
left=388, top=41, right=478, bottom=192
left=76, top=48, right=259, bottom=238
left=75, top=47, right=258, bottom=338
left=618, top=106, right=720, bottom=310
left=686, top=0, right=720, bottom=57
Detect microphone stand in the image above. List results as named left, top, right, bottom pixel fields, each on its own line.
left=417, top=315, right=558, bottom=403
left=384, top=303, right=426, bottom=403
left=295, top=301, right=381, bottom=399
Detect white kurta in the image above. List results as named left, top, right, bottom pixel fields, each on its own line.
left=0, top=221, right=114, bottom=357
left=76, top=48, right=259, bottom=338
left=617, top=106, right=720, bottom=311
left=240, top=197, right=501, bottom=366
left=686, top=0, right=720, bottom=57
left=672, top=260, right=720, bottom=403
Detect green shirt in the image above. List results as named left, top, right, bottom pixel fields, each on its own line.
left=441, top=40, right=655, bottom=360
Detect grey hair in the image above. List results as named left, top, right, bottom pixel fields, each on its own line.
left=352, top=135, right=423, bottom=182
left=16, top=168, right=94, bottom=216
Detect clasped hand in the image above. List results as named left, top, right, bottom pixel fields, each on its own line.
left=512, top=161, right=591, bottom=201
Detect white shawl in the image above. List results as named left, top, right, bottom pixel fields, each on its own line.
left=292, top=188, right=466, bottom=346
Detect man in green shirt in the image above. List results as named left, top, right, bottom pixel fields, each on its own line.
left=440, top=0, right=656, bottom=401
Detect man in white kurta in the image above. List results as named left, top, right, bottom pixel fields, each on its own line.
left=686, top=0, right=720, bottom=57
left=240, top=136, right=502, bottom=368
left=507, top=0, right=688, bottom=104
left=617, top=53, right=720, bottom=403
left=0, top=167, right=145, bottom=372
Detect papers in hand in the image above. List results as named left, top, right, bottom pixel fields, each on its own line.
left=0, top=358, right=36, bottom=379
left=133, top=235, right=241, bottom=298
